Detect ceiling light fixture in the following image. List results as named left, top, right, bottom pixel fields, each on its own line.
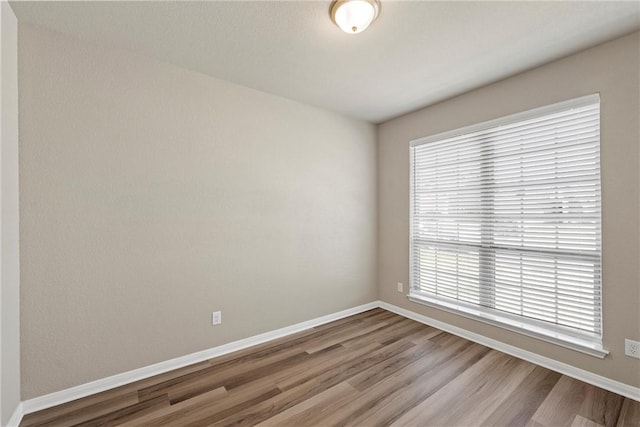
left=330, top=0, right=380, bottom=34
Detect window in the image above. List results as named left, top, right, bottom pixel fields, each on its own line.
left=409, top=94, right=604, bottom=357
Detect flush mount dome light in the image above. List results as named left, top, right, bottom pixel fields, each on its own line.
left=330, top=0, right=380, bottom=34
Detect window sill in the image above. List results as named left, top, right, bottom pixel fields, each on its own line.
left=408, top=293, right=608, bottom=359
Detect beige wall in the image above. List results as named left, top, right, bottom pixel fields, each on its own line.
left=1, top=1, right=21, bottom=424
left=18, top=24, right=377, bottom=399
left=378, top=32, right=640, bottom=388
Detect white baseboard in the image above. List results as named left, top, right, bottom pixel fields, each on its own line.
left=20, top=301, right=379, bottom=416
left=379, top=301, right=640, bottom=402
left=16, top=299, right=639, bottom=420
left=6, top=402, right=23, bottom=427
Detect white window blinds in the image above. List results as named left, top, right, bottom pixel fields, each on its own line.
left=410, top=94, right=602, bottom=352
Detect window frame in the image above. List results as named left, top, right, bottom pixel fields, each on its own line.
left=408, top=94, right=606, bottom=358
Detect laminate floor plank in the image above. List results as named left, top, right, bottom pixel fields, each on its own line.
left=253, top=382, right=358, bottom=427
left=20, top=309, right=637, bottom=427
left=274, top=342, right=382, bottom=391
left=531, top=376, right=592, bottom=426
left=617, top=398, right=640, bottom=426
left=140, top=366, right=282, bottom=427
left=405, top=325, right=442, bottom=345
left=210, top=340, right=419, bottom=427
left=390, top=350, right=536, bottom=427
left=78, top=394, right=169, bottom=427
left=271, top=340, right=447, bottom=427
left=571, top=415, right=604, bottom=427
left=143, top=380, right=280, bottom=427
left=137, top=347, right=307, bottom=402
left=327, top=341, right=489, bottom=427
left=480, top=366, right=562, bottom=427
left=116, top=387, right=227, bottom=427
left=339, top=318, right=422, bottom=349
left=145, top=342, right=380, bottom=427
left=21, top=392, right=140, bottom=427
left=20, top=361, right=212, bottom=427
left=526, top=420, right=549, bottom=427
left=351, top=342, right=491, bottom=426
left=346, top=340, right=438, bottom=392
left=303, top=321, right=392, bottom=354
left=577, top=384, right=624, bottom=427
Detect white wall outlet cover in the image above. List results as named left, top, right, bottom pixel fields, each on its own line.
left=397, top=282, right=403, bottom=293
left=625, top=339, right=640, bottom=359
left=212, top=311, right=222, bottom=326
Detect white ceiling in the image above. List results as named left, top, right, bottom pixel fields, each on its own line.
left=10, top=1, right=640, bottom=123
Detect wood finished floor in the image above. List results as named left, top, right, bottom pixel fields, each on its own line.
left=21, top=308, right=640, bottom=427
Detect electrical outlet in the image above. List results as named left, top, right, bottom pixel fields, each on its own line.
left=397, top=282, right=403, bottom=293
left=625, top=339, right=640, bottom=359
left=212, top=311, right=222, bottom=326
